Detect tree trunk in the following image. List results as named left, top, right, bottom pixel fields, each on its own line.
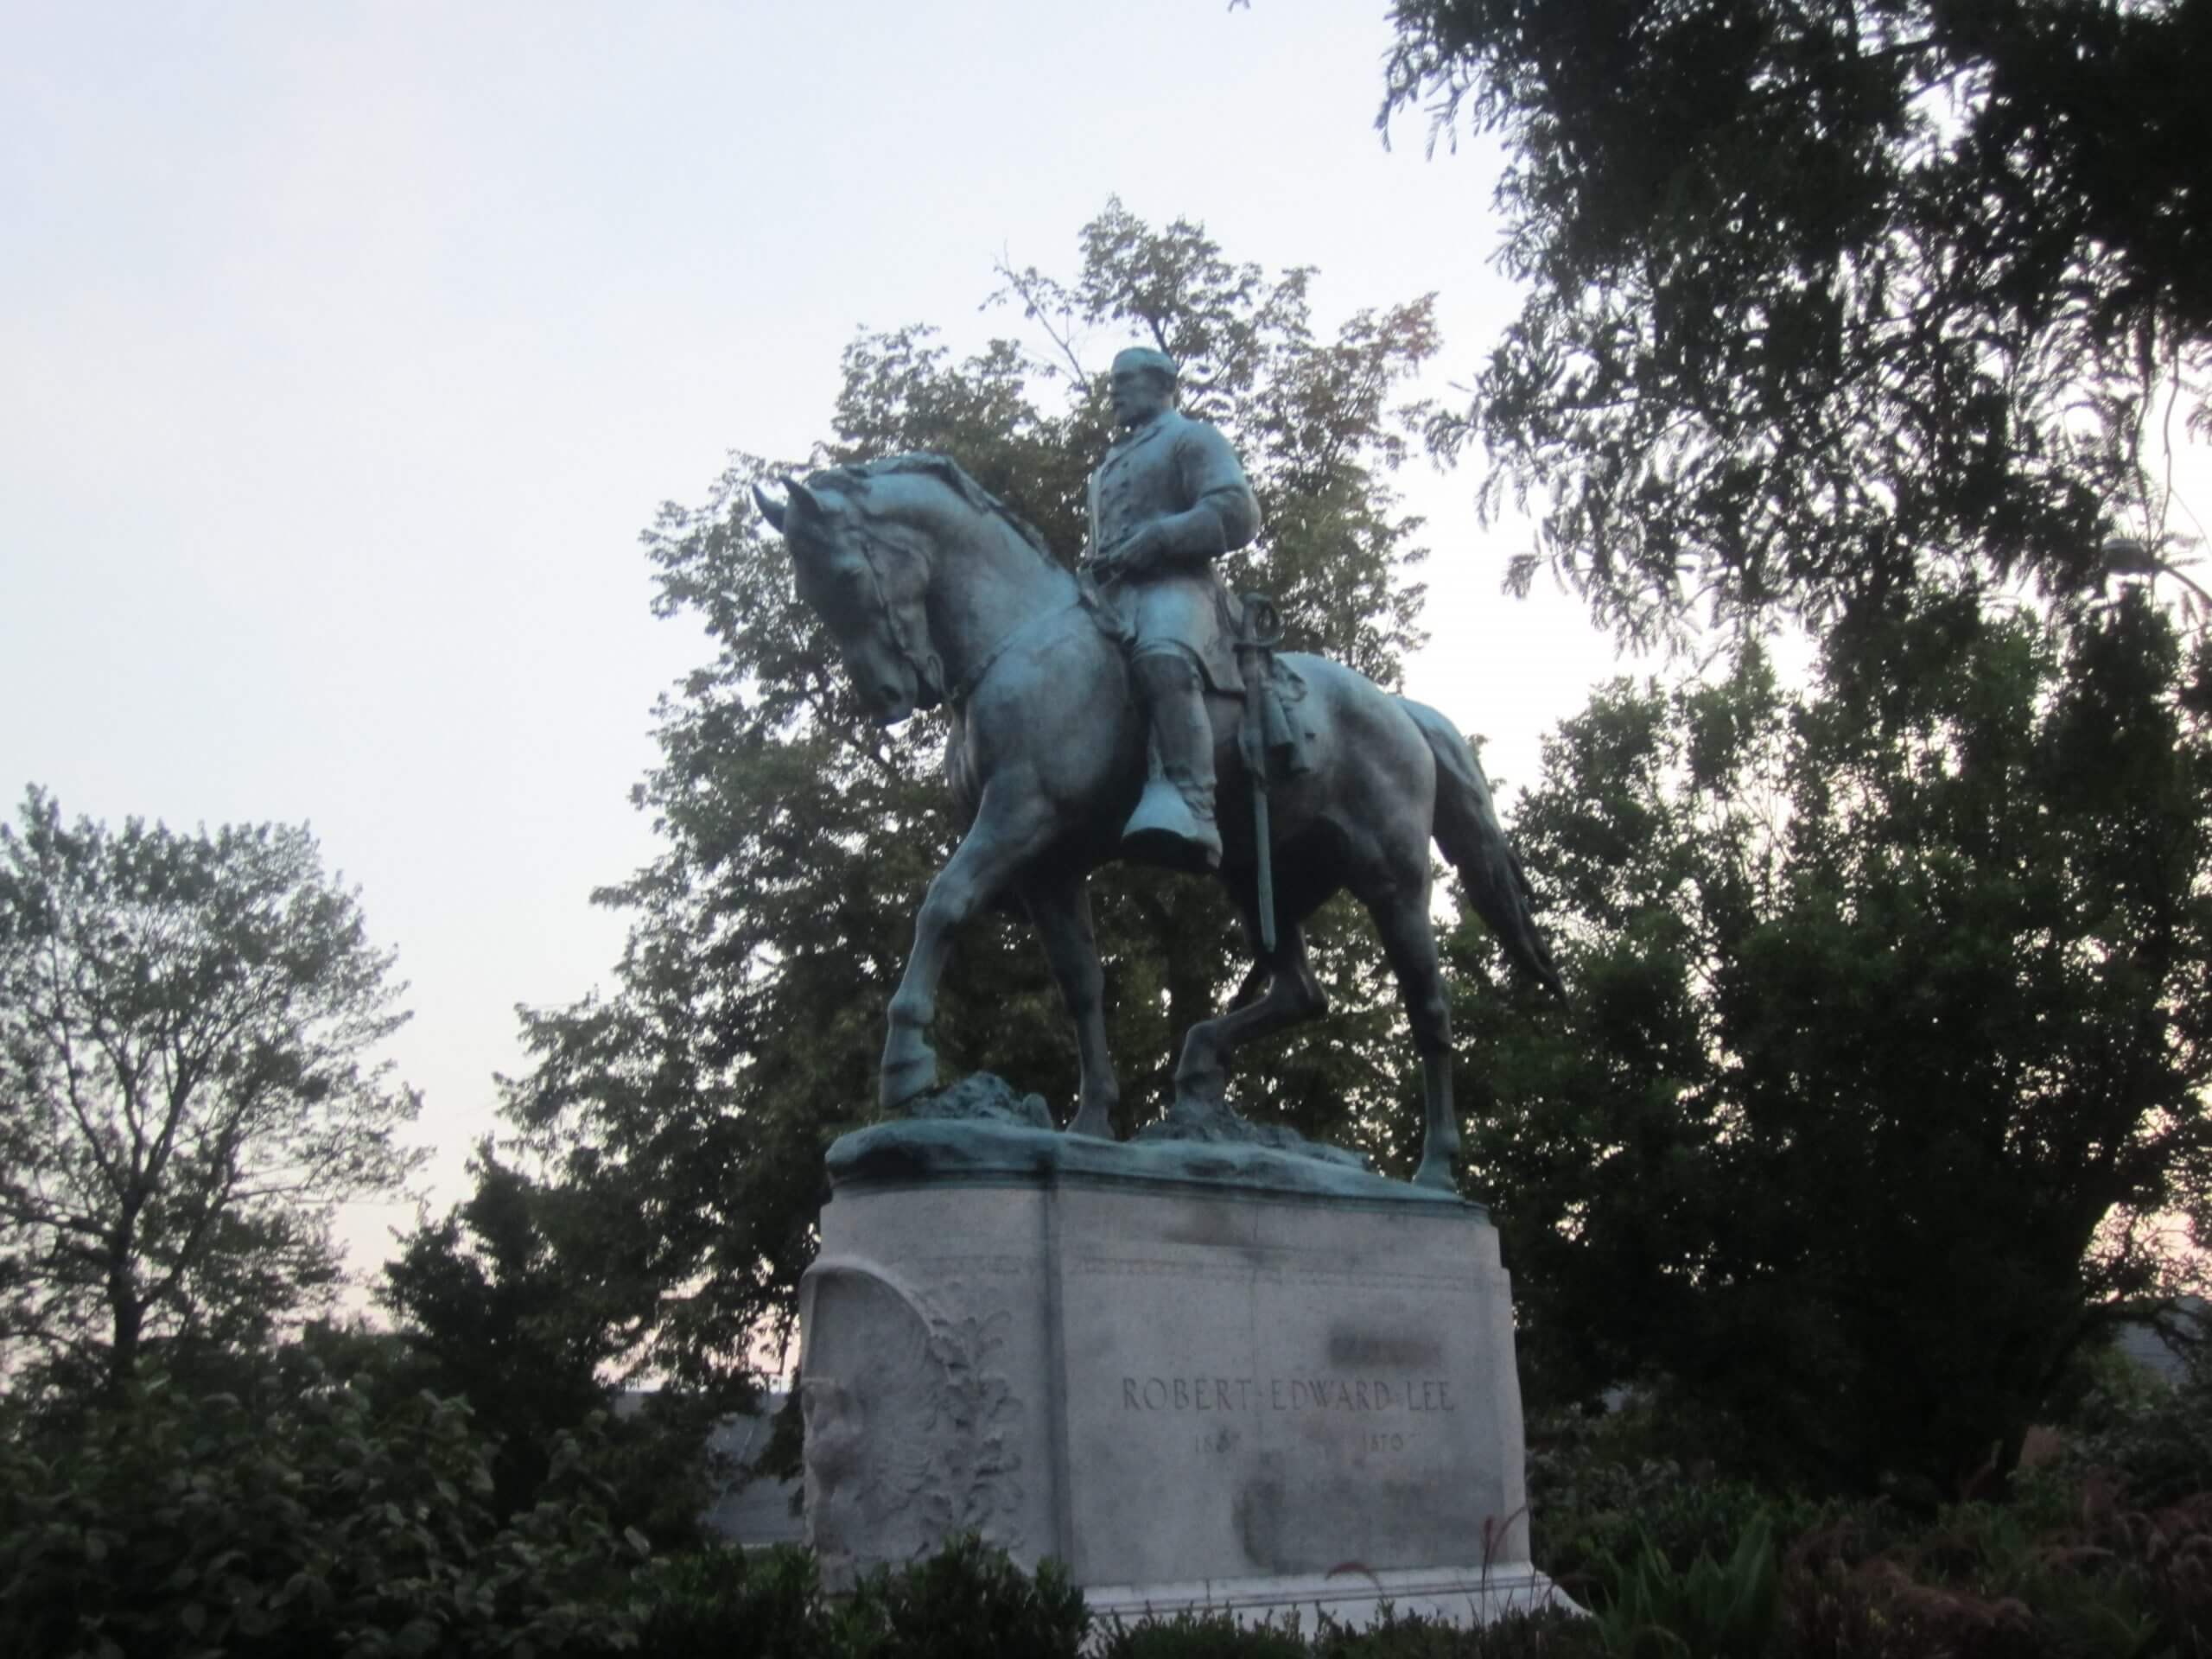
left=106, top=1277, right=143, bottom=1395
left=106, top=1214, right=143, bottom=1395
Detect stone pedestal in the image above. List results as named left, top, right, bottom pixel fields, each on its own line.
left=798, top=1122, right=1570, bottom=1630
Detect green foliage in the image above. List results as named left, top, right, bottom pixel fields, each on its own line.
left=1382, top=0, right=2211, bottom=643
left=495, top=202, right=1449, bottom=1395
left=1778, top=1479, right=2212, bottom=1659
left=1096, top=1610, right=1318, bottom=1659
left=1524, top=1389, right=2212, bottom=1656
left=380, top=1147, right=731, bottom=1548
left=1453, top=590, right=2212, bottom=1494
left=0, top=787, right=420, bottom=1404
left=2065, top=1334, right=2212, bottom=1510
left=0, top=1363, right=645, bottom=1659
left=1524, top=1407, right=1821, bottom=1595
left=1590, top=1515, right=1780, bottom=1658
left=632, top=1544, right=843, bottom=1658
left=846, top=1532, right=1088, bottom=1659
left=632, top=1535, right=1085, bottom=1659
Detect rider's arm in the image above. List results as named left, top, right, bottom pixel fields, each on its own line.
left=1152, top=422, right=1260, bottom=568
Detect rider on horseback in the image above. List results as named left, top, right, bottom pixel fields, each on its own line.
left=1084, top=346, right=1261, bottom=872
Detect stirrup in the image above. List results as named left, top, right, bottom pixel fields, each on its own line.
left=1122, top=779, right=1222, bottom=873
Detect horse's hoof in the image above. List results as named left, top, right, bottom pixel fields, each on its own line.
left=1411, top=1153, right=1460, bottom=1193
left=880, top=1046, right=938, bottom=1111
left=1066, top=1103, right=1116, bottom=1141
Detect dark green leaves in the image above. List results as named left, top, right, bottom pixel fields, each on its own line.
left=1385, top=0, right=2210, bottom=643
left=1454, top=594, right=2212, bottom=1492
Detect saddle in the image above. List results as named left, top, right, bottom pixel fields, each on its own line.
left=1075, top=573, right=1313, bottom=783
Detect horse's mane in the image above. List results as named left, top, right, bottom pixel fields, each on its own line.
left=815, top=454, right=1058, bottom=570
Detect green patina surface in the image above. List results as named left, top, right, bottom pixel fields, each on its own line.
left=824, top=1076, right=1483, bottom=1213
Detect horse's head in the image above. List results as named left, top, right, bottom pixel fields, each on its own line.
left=754, top=472, right=943, bottom=725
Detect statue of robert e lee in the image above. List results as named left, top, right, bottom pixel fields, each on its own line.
left=1083, top=346, right=1259, bottom=874
left=775, top=346, right=1570, bottom=1622
left=754, top=334, right=1563, bottom=1179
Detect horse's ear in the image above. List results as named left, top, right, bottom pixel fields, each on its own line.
left=785, top=475, right=827, bottom=515
left=753, top=474, right=830, bottom=537
left=752, top=480, right=786, bottom=533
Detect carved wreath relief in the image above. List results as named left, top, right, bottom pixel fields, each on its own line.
left=801, top=1268, right=1024, bottom=1584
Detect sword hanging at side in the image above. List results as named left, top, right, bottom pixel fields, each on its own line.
left=1233, top=593, right=1286, bottom=954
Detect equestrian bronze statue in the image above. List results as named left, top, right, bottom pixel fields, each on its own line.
left=755, top=349, right=1560, bottom=1190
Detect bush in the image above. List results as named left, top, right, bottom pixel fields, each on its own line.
left=1777, top=1481, right=2212, bottom=1659
left=1096, top=1609, right=1315, bottom=1658
left=35, top=1376, right=2201, bottom=1659
left=845, top=1533, right=1088, bottom=1659
left=635, top=1534, right=1087, bottom=1659
left=0, top=1366, right=645, bottom=1658
left=2065, top=1346, right=2212, bottom=1510
left=633, top=1543, right=847, bottom=1658
left=1525, top=1406, right=1829, bottom=1596
left=1587, top=1514, right=1780, bottom=1658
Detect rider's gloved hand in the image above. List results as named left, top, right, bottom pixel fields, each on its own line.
left=1103, top=521, right=1168, bottom=576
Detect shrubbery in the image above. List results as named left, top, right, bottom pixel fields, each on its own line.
left=632, top=1535, right=1088, bottom=1659
left=2063, top=1344, right=2212, bottom=1512
left=8, top=1346, right=2212, bottom=1658
left=1523, top=1402, right=1822, bottom=1594
left=0, top=1366, right=645, bottom=1659
left=1524, top=1360, right=2212, bottom=1659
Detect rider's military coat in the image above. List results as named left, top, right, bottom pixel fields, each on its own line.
left=1084, top=408, right=1260, bottom=694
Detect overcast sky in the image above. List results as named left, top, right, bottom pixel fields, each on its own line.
left=4, top=1, right=1674, bottom=1287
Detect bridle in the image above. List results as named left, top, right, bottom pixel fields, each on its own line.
left=841, top=523, right=945, bottom=709
left=838, top=517, right=1116, bottom=716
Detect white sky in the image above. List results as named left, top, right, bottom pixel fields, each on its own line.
left=2, top=0, right=1713, bottom=1289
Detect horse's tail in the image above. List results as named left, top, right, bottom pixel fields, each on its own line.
left=1401, top=697, right=1567, bottom=1001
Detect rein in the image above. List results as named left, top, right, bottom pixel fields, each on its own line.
left=849, top=526, right=945, bottom=708
left=849, top=504, right=1122, bottom=715
left=944, top=598, right=1084, bottom=710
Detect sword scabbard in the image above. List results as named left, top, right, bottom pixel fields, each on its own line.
left=1235, top=594, right=1284, bottom=955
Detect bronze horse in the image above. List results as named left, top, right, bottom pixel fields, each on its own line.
left=756, top=454, right=1560, bottom=1190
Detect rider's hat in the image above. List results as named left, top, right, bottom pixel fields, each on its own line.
left=1110, top=346, right=1178, bottom=385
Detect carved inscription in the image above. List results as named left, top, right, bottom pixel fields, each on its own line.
left=1071, top=1255, right=1485, bottom=1298
left=1118, top=1375, right=1458, bottom=1414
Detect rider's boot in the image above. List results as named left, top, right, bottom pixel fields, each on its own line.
left=1122, top=651, right=1222, bottom=873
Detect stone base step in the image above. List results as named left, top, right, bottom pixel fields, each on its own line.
left=1084, top=1562, right=1579, bottom=1639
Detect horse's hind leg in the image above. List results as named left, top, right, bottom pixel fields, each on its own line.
left=1173, top=918, right=1329, bottom=1108
left=1369, top=881, right=1459, bottom=1191
left=1021, top=874, right=1121, bottom=1140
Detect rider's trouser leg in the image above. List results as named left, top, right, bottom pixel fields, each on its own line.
left=1123, top=648, right=1222, bottom=871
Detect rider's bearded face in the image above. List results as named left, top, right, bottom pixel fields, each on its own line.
left=1109, top=366, right=1171, bottom=429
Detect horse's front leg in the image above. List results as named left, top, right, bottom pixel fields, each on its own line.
left=881, top=780, right=1052, bottom=1110
left=1020, top=874, right=1120, bottom=1139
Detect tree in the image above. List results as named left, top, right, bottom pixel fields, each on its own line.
left=485, top=203, right=1446, bottom=1392
left=381, top=1148, right=635, bottom=1514
left=1382, top=0, right=2211, bottom=643
left=378, top=1146, right=728, bottom=1546
left=0, top=788, right=420, bottom=1400
left=1448, top=589, right=2212, bottom=1495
